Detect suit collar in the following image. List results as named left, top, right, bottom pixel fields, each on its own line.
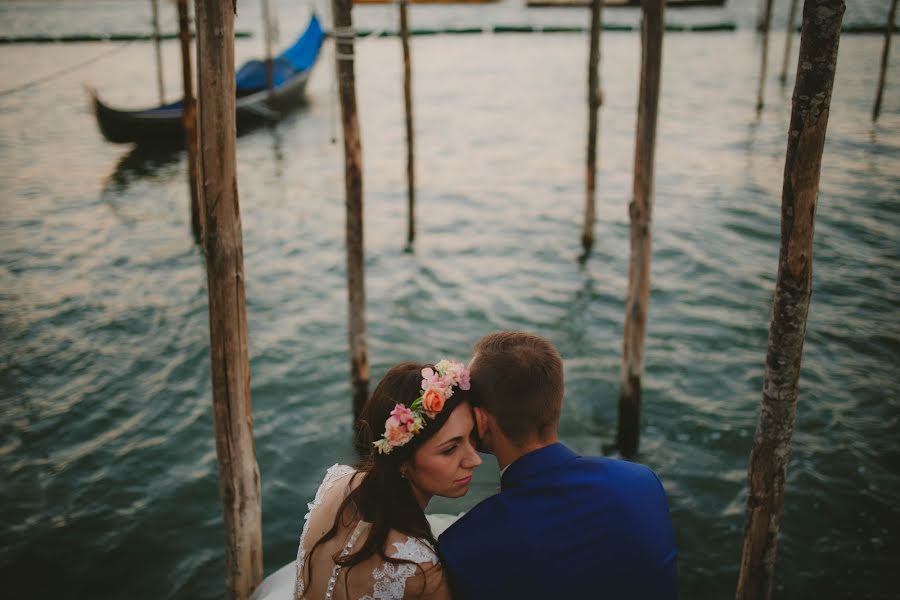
left=500, top=442, right=578, bottom=489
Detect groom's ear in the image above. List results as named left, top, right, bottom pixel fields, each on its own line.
left=473, top=407, right=490, bottom=444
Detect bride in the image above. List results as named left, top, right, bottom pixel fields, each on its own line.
left=287, top=360, right=481, bottom=600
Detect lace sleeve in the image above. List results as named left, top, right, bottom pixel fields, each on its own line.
left=362, top=537, right=441, bottom=600
left=294, top=464, right=356, bottom=598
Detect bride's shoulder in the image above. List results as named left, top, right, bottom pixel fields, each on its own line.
left=382, top=531, right=449, bottom=599
left=307, top=463, right=360, bottom=510
left=321, top=463, right=357, bottom=485
left=384, top=530, right=439, bottom=565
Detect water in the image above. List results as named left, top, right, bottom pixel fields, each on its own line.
left=1, top=1, right=898, bottom=598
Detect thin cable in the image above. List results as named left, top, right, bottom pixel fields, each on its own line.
left=0, top=39, right=136, bottom=99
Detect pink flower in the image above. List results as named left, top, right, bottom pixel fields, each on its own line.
left=421, top=367, right=450, bottom=392
left=384, top=416, right=414, bottom=447
left=458, top=368, right=471, bottom=391
left=391, top=404, right=416, bottom=425
left=435, top=360, right=471, bottom=390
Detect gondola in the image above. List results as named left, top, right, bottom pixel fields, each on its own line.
left=89, top=14, right=325, bottom=146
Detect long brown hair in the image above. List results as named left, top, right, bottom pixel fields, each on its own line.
left=301, top=362, right=471, bottom=594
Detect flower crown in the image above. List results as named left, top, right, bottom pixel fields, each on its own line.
left=373, top=359, right=471, bottom=455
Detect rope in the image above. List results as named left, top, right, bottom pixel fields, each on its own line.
left=0, top=39, right=135, bottom=99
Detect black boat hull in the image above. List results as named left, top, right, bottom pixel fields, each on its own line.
left=90, top=68, right=313, bottom=146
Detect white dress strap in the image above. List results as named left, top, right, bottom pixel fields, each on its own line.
left=324, top=520, right=370, bottom=600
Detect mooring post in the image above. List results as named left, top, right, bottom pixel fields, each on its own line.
left=177, top=0, right=201, bottom=242
left=332, top=0, right=370, bottom=422
left=261, top=0, right=275, bottom=95
left=779, top=0, right=800, bottom=85
left=756, top=0, right=774, bottom=111
left=581, top=0, right=603, bottom=255
left=194, top=1, right=263, bottom=597
left=873, top=0, right=898, bottom=121
left=616, top=0, right=665, bottom=459
left=400, top=0, right=416, bottom=249
left=151, top=0, right=165, bottom=104
left=735, top=2, right=845, bottom=599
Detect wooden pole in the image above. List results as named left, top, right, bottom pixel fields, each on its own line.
left=151, top=0, right=165, bottom=104
left=261, top=0, right=275, bottom=94
left=756, top=0, right=774, bottom=111
left=177, top=0, right=201, bottom=243
left=400, top=0, right=416, bottom=248
left=616, top=0, right=664, bottom=459
left=194, top=1, right=263, bottom=598
left=735, top=2, right=845, bottom=598
left=581, top=0, right=603, bottom=254
left=873, top=0, right=898, bottom=121
left=332, top=0, right=370, bottom=421
left=779, top=0, right=800, bottom=85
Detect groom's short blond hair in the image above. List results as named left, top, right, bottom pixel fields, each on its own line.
left=471, top=331, right=563, bottom=444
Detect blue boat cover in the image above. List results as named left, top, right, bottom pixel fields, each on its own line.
left=235, top=14, right=325, bottom=93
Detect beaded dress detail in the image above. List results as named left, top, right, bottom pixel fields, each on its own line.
left=293, top=465, right=441, bottom=600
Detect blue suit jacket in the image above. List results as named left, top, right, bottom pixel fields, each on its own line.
left=438, top=443, right=677, bottom=599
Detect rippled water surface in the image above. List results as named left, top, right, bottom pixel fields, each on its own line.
left=1, top=1, right=898, bottom=598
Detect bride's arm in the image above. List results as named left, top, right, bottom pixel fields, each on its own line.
left=415, top=562, right=452, bottom=600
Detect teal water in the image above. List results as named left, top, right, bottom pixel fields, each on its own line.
left=1, top=1, right=899, bottom=598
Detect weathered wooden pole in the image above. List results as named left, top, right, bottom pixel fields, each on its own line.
left=261, top=0, right=275, bottom=94
left=151, top=0, right=165, bottom=104
left=581, top=0, right=603, bottom=254
left=332, top=0, right=370, bottom=421
left=779, top=0, right=800, bottom=85
left=400, top=0, right=416, bottom=248
left=756, top=0, right=774, bottom=111
left=872, top=0, right=898, bottom=121
left=194, top=1, right=263, bottom=598
left=177, top=0, right=201, bottom=242
left=735, top=2, right=845, bottom=598
left=616, top=0, right=664, bottom=459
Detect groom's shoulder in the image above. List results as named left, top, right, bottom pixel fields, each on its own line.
left=438, top=493, right=512, bottom=549
left=573, top=454, right=667, bottom=493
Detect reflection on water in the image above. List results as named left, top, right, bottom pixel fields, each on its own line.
left=103, top=145, right=183, bottom=194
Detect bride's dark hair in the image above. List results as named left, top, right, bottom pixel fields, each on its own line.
left=301, top=362, right=471, bottom=595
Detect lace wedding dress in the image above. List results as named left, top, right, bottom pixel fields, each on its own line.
left=250, top=464, right=454, bottom=600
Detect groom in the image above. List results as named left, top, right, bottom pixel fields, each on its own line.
left=438, top=331, right=677, bottom=599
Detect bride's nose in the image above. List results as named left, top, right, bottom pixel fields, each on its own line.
left=462, top=445, right=482, bottom=469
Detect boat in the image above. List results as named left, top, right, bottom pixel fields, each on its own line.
left=89, top=14, right=325, bottom=146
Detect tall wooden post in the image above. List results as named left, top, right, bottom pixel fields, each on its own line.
left=177, top=0, right=201, bottom=242
left=735, top=2, right=845, bottom=598
left=151, top=0, right=165, bottom=104
left=194, top=1, right=263, bottom=598
left=400, top=0, right=416, bottom=248
left=581, top=0, right=603, bottom=254
left=261, top=0, right=275, bottom=94
left=616, top=0, right=664, bottom=459
left=332, top=0, right=370, bottom=421
left=779, top=0, right=800, bottom=85
left=873, top=0, right=898, bottom=121
left=756, top=0, right=774, bottom=111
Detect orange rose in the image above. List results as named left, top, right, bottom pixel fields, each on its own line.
left=421, top=388, right=446, bottom=417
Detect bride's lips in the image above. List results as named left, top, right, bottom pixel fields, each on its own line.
left=455, top=475, right=473, bottom=486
